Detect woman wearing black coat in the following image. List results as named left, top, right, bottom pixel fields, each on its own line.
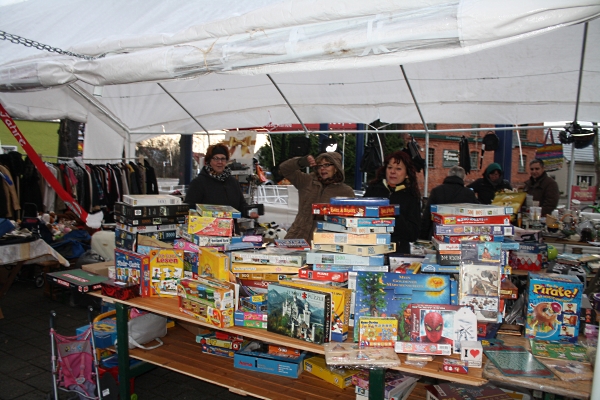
left=363, top=150, right=421, bottom=254
left=184, top=143, right=247, bottom=214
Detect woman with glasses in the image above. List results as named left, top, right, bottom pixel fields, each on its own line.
left=184, top=143, right=248, bottom=217
left=363, top=150, right=421, bottom=254
left=280, top=151, right=355, bottom=242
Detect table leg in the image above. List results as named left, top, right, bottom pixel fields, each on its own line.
left=0, top=261, right=24, bottom=298
left=116, top=302, right=131, bottom=400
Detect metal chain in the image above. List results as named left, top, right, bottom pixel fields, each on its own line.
left=0, top=30, right=106, bottom=60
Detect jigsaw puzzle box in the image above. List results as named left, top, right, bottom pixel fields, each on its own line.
left=353, top=272, right=451, bottom=342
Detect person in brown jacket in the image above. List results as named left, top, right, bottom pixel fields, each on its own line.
left=523, top=158, right=560, bottom=217
left=280, top=152, right=355, bottom=242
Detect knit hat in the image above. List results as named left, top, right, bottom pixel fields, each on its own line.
left=205, top=143, right=229, bottom=164
left=484, top=162, right=503, bottom=178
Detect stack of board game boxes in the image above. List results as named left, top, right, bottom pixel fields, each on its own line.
left=229, top=248, right=307, bottom=329
left=427, top=203, right=515, bottom=269
left=310, top=197, right=398, bottom=331
left=112, top=194, right=187, bottom=298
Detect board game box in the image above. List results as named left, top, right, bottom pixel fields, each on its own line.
left=316, top=221, right=394, bottom=234
left=324, top=215, right=395, bottom=227
left=114, top=248, right=152, bottom=296
left=525, top=273, right=583, bottom=343
left=434, top=224, right=515, bottom=236
left=306, top=251, right=384, bottom=266
left=431, top=213, right=512, bottom=226
left=230, top=248, right=306, bottom=266
left=114, top=202, right=189, bottom=218
left=311, top=242, right=396, bottom=256
left=267, top=283, right=332, bottom=344
left=312, top=203, right=399, bottom=218
left=312, top=231, right=391, bottom=245
left=429, top=203, right=514, bottom=216
left=330, top=197, right=389, bottom=206
left=354, top=272, right=451, bottom=342
left=459, top=263, right=501, bottom=322
left=149, top=248, right=185, bottom=297
left=358, top=316, right=398, bottom=347
left=122, top=194, right=182, bottom=206
left=195, top=204, right=241, bottom=219
left=298, top=267, right=348, bottom=283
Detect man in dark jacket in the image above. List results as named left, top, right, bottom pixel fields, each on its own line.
left=467, top=162, right=512, bottom=204
left=420, top=166, right=478, bottom=240
left=523, top=158, right=560, bottom=216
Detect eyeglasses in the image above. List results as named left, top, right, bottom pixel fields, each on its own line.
left=316, top=163, right=334, bottom=169
left=212, top=157, right=228, bottom=162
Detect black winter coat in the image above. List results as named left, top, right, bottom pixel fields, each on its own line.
left=420, top=175, right=479, bottom=240
left=184, top=168, right=247, bottom=213
left=363, top=181, right=421, bottom=254
left=467, top=177, right=511, bottom=204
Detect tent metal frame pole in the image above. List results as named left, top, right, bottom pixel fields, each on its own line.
left=267, top=73, right=312, bottom=172
left=400, top=65, right=429, bottom=195
left=157, top=83, right=211, bottom=145
left=266, top=74, right=309, bottom=135
left=567, top=22, right=589, bottom=208
left=125, top=124, right=587, bottom=136
left=67, top=83, right=129, bottom=139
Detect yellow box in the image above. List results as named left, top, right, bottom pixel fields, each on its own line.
left=277, top=280, right=351, bottom=342
left=303, top=356, right=358, bottom=389
left=199, top=248, right=230, bottom=281
left=187, top=211, right=233, bottom=237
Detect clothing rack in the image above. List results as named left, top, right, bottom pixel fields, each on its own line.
left=39, top=155, right=147, bottom=164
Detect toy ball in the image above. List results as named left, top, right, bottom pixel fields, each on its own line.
left=263, top=227, right=287, bottom=240
left=551, top=302, right=562, bottom=313
left=547, top=245, right=558, bottom=260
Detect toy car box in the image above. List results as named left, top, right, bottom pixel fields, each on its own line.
left=525, top=272, right=583, bottom=343
left=234, top=342, right=306, bottom=378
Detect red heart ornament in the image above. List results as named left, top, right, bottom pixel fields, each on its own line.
left=469, top=349, right=480, bottom=358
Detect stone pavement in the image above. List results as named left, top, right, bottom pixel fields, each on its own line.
left=0, top=278, right=259, bottom=400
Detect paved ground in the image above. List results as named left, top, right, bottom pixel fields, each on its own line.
left=0, top=278, right=259, bottom=400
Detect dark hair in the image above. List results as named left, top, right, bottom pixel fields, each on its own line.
left=370, top=150, right=421, bottom=198
left=205, top=143, right=230, bottom=164
left=530, top=158, right=544, bottom=168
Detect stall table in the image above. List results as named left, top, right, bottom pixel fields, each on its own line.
left=0, top=239, right=69, bottom=318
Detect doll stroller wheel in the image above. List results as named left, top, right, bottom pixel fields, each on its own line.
left=35, top=273, right=45, bottom=288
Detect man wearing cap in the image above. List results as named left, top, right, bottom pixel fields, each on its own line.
left=467, top=162, right=512, bottom=204
left=280, top=152, right=355, bottom=242
left=524, top=158, right=560, bottom=216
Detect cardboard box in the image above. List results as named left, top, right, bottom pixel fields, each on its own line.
left=82, top=261, right=113, bottom=277
left=434, top=224, right=514, bottom=236
left=312, top=242, right=396, bottom=256
left=303, top=356, right=358, bottom=388
left=429, top=204, right=513, bottom=216
left=316, top=221, right=394, bottom=234
left=312, top=231, right=391, bottom=245
left=306, top=251, right=384, bottom=266
left=230, top=248, right=306, bottom=267
left=234, top=342, right=305, bottom=378
left=525, top=273, right=583, bottom=343
left=354, top=272, right=451, bottom=342
left=432, top=213, right=512, bottom=226
left=187, top=213, right=233, bottom=237
left=324, top=215, right=395, bottom=227
left=312, top=203, right=399, bottom=217
left=122, top=194, right=182, bottom=206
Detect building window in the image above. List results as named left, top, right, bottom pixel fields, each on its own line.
left=426, top=123, right=437, bottom=132
left=470, top=151, right=479, bottom=170
left=577, top=175, right=594, bottom=187
left=518, top=155, right=527, bottom=173
left=428, top=148, right=435, bottom=168
left=517, top=125, right=528, bottom=141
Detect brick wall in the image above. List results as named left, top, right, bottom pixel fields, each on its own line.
left=399, top=124, right=545, bottom=197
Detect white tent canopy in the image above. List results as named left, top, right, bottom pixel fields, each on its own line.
left=0, top=0, right=599, bottom=159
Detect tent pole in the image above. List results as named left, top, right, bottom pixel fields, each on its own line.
left=400, top=65, right=429, bottom=195
left=267, top=74, right=311, bottom=172
left=157, top=83, right=211, bottom=145
left=68, top=84, right=129, bottom=139
left=266, top=74, right=309, bottom=135
left=567, top=22, right=589, bottom=208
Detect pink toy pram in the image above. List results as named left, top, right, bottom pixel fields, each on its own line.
left=49, top=307, right=105, bottom=400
